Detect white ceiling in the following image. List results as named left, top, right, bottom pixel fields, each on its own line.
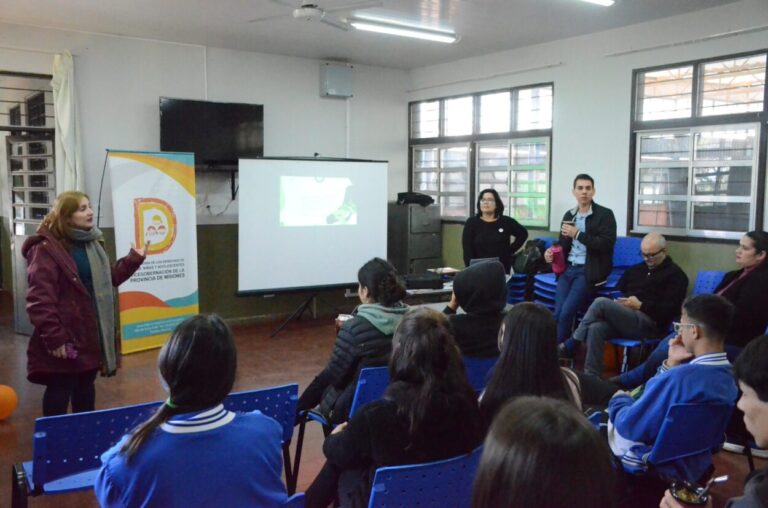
left=0, top=0, right=741, bottom=69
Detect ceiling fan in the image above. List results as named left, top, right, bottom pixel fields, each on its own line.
left=249, top=0, right=383, bottom=31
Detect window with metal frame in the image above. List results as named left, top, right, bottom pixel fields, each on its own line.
left=412, top=144, right=471, bottom=219
left=630, top=51, right=767, bottom=240
left=476, top=138, right=550, bottom=227
left=409, top=84, right=553, bottom=222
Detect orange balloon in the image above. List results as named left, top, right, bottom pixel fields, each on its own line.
left=0, top=385, right=18, bottom=420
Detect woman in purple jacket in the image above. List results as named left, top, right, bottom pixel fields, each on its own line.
left=23, top=191, right=145, bottom=416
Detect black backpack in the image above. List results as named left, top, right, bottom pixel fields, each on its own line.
left=512, top=239, right=546, bottom=275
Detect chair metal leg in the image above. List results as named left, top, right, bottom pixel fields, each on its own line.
left=12, top=463, right=29, bottom=508
left=292, top=415, right=308, bottom=488
left=745, top=443, right=755, bottom=472
left=282, top=444, right=296, bottom=495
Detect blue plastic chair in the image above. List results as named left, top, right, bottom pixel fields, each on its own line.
left=612, top=236, right=643, bottom=269
left=12, top=400, right=161, bottom=508
left=293, top=367, right=390, bottom=488
left=635, top=403, right=734, bottom=480
left=463, top=356, right=497, bottom=393
left=367, top=447, right=483, bottom=508
left=349, top=367, right=390, bottom=418
left=224, top=384, right=300, bottom=493
left=12, top=384, right=300, bottom=508
left=691, top=271, right=726, bottom=295
left=282, top=493, right=305, bottom=507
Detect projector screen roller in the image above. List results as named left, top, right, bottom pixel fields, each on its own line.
left=238, top=158, right=388, bottom=293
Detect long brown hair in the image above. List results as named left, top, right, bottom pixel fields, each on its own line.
left=121, top=314, right=237, bottom=461
left=385, top=308, right=479, bottom=447
left=40, top=191, right=89, bottom=240
left=472, top=397, right=617, bottom=508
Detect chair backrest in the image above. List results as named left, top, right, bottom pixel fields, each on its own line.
left=349, top=367, right=390, bottom=418
left=368, top=447, right=483, bottom=508
left=224, top=384, right=299, bottom=444
left=647, top=402, right=734, bottom=466
left=692, top=271, right=726, bottom=295
left=462, top=356, right=497, bottom=393
left=534, top=236, right=555, bottom=250
left=612, top=236, right=643, bottom=268
left=31, top=400, right=161, bottom=488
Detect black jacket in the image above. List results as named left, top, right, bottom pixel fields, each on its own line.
left=617, top=256, right=689, bottom=330
left=462, top=215, right=528, bottom=273
left=321, top=397, right=483, bottom=507
left=298, top=316, right=395, bottom=424
left=558, top=202, right=617, bottom=287
left=716, top=262, right=768, bottom=348
left=443, top=261, right=506, bottom=358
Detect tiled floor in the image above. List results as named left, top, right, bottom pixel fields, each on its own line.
left=0, top=289, right=763, bottom=507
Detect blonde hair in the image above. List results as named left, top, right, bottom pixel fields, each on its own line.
left=40, top=191, right=90, bottom=240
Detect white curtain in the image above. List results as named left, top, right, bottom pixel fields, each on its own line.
left=51, top=51, right=84, bottom=192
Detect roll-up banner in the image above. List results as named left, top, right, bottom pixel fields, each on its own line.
left=107, top=150, right=199, bottom=353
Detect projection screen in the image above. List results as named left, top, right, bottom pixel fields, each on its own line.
left=238, top=158, right=388, bottom=293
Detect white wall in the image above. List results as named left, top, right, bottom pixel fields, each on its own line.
left=0, top=23, right=409, bottom=226
left=409, top=0, right=768, bottom=234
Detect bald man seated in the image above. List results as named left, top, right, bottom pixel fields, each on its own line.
left=564, top=233, right=689, bottom=377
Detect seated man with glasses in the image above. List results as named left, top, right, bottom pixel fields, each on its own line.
left=561, top=232, right=688, bottom=377
left=607, top=294, right=737, bottom=483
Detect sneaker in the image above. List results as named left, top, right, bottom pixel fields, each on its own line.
left=722, top=442, right=745, bottom=454
left=723, top=442, right=768, bottom=459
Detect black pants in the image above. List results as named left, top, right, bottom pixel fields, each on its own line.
left=42, top=370, right=98, bottom=416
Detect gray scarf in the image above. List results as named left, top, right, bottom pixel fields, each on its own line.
left=68, top=226, right=118, bottom=376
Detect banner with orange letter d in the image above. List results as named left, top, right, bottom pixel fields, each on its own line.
left=107, top=150, right=199, bottom=353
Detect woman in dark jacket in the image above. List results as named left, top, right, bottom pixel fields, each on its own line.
left=462, top=188, right=528, bottom=274
left=24, top=191, right=145, bottom=416
left=297, top=258, right=408, bottom=424
left=305, top=307, right=483, bottom=508
left=443, top=260, right=507, bottom=358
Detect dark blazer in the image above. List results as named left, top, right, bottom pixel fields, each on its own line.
left=23, top=227, right=144, bottom=384
left=716, top=262, right=768, bottom=348
left=617, top=256, right=689, bottom=330
left=558, top=202, right=617, bottom=287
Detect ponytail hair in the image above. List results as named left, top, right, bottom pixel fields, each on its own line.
left=121, top=314, right=236, bottom=460
left=357, top=257, right=406, bottom=307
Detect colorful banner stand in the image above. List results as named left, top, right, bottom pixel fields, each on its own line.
left=107, top=150, right=199, bottom=354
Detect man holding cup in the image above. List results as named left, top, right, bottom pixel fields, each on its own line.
left=544, top=174, right=616, bottom=348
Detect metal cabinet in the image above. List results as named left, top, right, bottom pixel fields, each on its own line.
left=387, top=203, right=442, bottom=274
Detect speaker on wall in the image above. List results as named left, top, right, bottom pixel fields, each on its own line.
left=320, top=62, right=354, bottom=98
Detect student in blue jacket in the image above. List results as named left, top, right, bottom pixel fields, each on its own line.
left=94, top=314, right=288, bottom=508
left=607, top=294, right=738, bottom=483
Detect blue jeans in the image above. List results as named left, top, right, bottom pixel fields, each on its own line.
left=554, top=265, right=590, bottom=343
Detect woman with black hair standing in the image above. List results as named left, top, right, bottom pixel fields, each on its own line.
left=462, top=188, right=528, bottom=274
left=94, top=314, right=288, bottom=508
left=297, top=257, right=408, bottom=424
left=305, top=308, right=483, bottom=508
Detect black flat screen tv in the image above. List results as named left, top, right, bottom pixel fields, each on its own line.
left=159, top=97, right=263, bottom=168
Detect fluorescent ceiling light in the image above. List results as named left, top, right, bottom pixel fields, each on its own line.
left=580, top=0, right=615, bottom=5
left=349, top=18, right=458, bottom=43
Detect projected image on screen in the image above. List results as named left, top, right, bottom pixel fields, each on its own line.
left=279, top=176, right=357, bottom=227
